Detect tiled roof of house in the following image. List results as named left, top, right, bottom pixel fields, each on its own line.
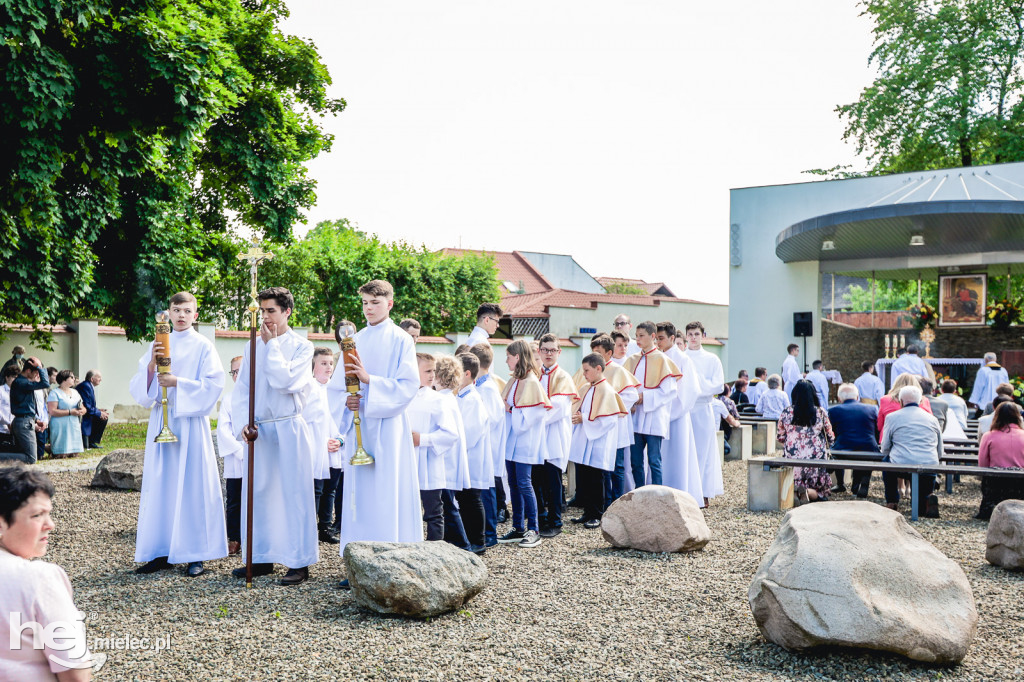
left=440, top=248, right=553, bottom=294
left=501, top=288, right=718, bottom=317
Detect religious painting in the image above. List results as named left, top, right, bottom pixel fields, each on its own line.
left=938, top=273, right=987, bottom=326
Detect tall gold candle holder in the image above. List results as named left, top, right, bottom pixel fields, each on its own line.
left=340, top=324, right=373, bottom=465
left=884, top=334, right=891, bottom=359
left=153, top=311, right=178, bottom=443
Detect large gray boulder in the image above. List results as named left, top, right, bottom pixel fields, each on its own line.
left=749, top=502, right=977, bottom=664
left=344, top=541, right=487, bottom=617
left=90, top=449, right=145, bottom=490
left=986, top=499, right=1024, bottom=570
left=601, top=485, right=711, bottom=553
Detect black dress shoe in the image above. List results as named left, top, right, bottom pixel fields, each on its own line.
left=583, top=519, right=601, bottom=529
left=135, top=557, right=171, bottom=574
left=319, top=529, right=340, bottom=544
left=280, top=567, right=309, bottom=586
left=570, top=516, right=587, bottom=524
left=538, top=527, right=561, bottom=538
left=338, top=578, right=351, bottom=590
left=186, top=562, right=205, bottom=577
left=830, top=485, right=847, bottom=494
left=232, top=563, right=274, bottom=579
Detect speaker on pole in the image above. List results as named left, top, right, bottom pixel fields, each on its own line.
left=793, top=312, right=813, bottom=337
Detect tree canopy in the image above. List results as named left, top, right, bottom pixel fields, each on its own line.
left=1, top=0, right=343, bottom=342
left=834, top=0, right=1024, bottom=174
left=196, top=220, right=503, bottom=337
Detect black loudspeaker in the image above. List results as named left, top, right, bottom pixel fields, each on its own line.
left=793, top=312, right=813, bottom=337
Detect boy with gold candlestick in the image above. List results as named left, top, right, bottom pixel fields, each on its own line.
left=130, top=292, right=227, bottom=578
left=327, top=279, right=422, bottom=589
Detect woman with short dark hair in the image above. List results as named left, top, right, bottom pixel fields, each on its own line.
left=46, top=370, right=86, bottom=459
left=0, top=466, right=92, bottom=680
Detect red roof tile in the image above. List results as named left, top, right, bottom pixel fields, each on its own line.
left=440, top=248, right=554, bottom=295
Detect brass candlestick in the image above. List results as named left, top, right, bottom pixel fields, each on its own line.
left=340, top=324, right=373, bottom=465
left=884, top=334, right=891, bottom=359
left=153, top=311, right=178, bottom=443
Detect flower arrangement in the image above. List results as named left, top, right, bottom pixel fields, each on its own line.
left=988, top=298, right=1021, bottom=330
left=908, top=303, right=938, bottom=331
left=1009, top=376, right=1024, bottom=401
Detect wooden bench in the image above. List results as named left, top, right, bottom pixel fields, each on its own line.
left=757, top=456, right=1024, bottom=520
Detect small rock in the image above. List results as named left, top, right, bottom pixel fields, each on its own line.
left=749, top=501, right=977, bottom=664
left=344, top=541, right=487, bottom=617
left=90, top=449, right=145, bottom=489
left=986, top=499, right=1024, bottom=570
left=601, top=485, right=711, bottom=553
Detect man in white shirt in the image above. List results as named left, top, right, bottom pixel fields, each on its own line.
left=805, top=360, right=830, bottom=407
left=612, top=314, right=641, bottom=358
left=466, top=303, right=502, bottom=348
left=854, top=361, right=885, bottom=404
left=782, top=343, right=802, bottom=399
left=746, top=367, right=768, bottom=405
left=890, top=345, right=929, bottom=386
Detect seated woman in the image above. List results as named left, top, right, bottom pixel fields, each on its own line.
left=976, top=401, right=1024, bottom=520
left=46, top=371, right=86, bottom=459
left=0, top=466, right=92, bottom=680
left=777, top=380, right=835, bottom=504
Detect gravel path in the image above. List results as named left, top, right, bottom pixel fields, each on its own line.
left=39, top=463, right=1024, bottom=681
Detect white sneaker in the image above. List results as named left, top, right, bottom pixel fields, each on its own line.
left=518, top=530, right=541, bottom=548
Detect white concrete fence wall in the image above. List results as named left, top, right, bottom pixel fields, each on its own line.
left=2, top=323, right=581, bottom=421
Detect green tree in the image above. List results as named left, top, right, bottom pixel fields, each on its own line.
left=603, top=281, right=648, bottom=295
left=202, top=220, right=503, bottom=336
left=0, top=0, right=343, bottom=342
left=843, top=280, right=939, bottom=311
left=835, top=0, right=1024, bottom=174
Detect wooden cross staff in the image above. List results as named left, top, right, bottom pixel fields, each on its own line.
left=236, top=242, right=274, bottom=588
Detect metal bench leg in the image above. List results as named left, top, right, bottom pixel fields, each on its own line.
left=946, top=473, right=953, bottom=494
left=911, top=473, right=919, bottom=521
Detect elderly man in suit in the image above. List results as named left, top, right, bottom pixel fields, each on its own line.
left=76, top=370, right=109, bottom=449
left=827, top=383, right=879, bottom=498
left=880, top=384, right=944, bottom=518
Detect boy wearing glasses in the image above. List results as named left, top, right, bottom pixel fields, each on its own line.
left=534, top=333, right=578, bottom=537
left=467, top=303, right=503, bottom=347
left=612, top=314, right=641, bottom=358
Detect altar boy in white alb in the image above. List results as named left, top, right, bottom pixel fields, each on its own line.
left=231, top=287, right=318, bottom=586
left=130, top=292, right=227, bottom=578
left=327, top=279, right=422, bottom=586
left=683, top=321, right=725, bottom=505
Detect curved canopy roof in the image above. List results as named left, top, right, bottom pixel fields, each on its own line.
left=775, top=169, right=1024, bottom=277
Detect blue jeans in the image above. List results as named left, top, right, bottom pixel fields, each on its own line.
left=10, top=417, right=37, bottom=464
left=506, top=460, right=539, bottom=532
left=630, top=433, right=663, bottom=488
left=442, top=490, right=470, bottom=550
left=317, top=467, right=343, bottom=528
left=481, top=486, right=498, bottom=544
left=611, top=447, right=628, bottom=501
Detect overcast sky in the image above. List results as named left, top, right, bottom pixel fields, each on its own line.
left=280, top=1, right=877, bottom=304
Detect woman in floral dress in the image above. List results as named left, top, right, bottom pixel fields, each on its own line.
left=777, top=380, right=835, bottom=503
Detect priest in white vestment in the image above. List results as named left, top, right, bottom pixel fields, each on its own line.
left=327, top=280, right=423, bottom=573
left=130, top=293, right=226, bottom=577
left=232, top=288, right=318, bottom=585
left=683, top=321, right=725, bottom=503
left=969, top=352, right=1010, bottom=411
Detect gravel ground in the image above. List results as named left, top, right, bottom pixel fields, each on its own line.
left=38, top=462, right=1024, bottom=681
